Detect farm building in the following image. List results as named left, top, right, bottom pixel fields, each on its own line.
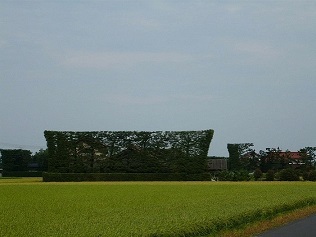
left=279, top=152, right=306, bottom=168
left=207, top=157, right=228, bottom=171
left=263, top=150, right=311, bottom=170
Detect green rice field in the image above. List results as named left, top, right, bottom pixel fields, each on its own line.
left=1, top=178, right=316, bottom=237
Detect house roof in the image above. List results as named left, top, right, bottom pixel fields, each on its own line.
left=279, top=152, right=302, bottom=159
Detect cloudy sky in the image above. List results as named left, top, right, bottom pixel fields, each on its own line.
left=1, top=0, right=315, bottom=156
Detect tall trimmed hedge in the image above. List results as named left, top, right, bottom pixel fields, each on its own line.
left=44, top=130, right=214, bottom=174
left=0, top=149, right=32, bottom=172
left=227, top=143, right=255, bottom=171
left=227, top=144, right=240, bottom=170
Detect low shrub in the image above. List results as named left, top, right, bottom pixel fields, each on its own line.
left=303, top=171, right=309, bottom=181
left=2, top=171, right=42, bottom=177
left=265, top=170, right=275, bottom=181
left=216, top=170, right=250, bottom=181
left=308, top=170, right=316, bottom=181
left=303, top=170, right=316, bottom=181
left=42, top=172, right=213, bottom=182
left=279, top=168, right=300, bottom=181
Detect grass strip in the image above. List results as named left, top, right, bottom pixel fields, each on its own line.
left=219, top=204, right=316, bottom=237
left=150, top=198, right=316, bottom=237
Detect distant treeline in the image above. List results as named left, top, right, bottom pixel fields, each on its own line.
left=1, top=131, right=315, bottom=182
left=0, top=148, right=48, bottom=176
left=227, top=143, right=316, bottom=172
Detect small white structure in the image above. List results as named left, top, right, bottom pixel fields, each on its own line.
left=0, top=168, right=3, bottom=177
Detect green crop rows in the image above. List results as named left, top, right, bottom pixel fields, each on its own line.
left=1, top=178, right=316, bottom=236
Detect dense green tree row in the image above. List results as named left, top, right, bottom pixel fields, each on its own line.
left=44, top=130, right=214, bottom=174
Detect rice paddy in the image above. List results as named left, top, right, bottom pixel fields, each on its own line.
left=1, top=178, right=316, bottom=236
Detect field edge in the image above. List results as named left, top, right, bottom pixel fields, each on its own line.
left=218, top=204, right=316, bottom=237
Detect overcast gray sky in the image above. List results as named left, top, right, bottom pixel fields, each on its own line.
left=1, top=0, right=315, bottom=156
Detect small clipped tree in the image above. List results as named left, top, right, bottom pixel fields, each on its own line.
left=266, top=169, right=275, bottom=181
left=253, top=168, right=263, bottom=181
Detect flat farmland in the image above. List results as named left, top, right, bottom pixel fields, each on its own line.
left=1, top=178, right=316, bottom=237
